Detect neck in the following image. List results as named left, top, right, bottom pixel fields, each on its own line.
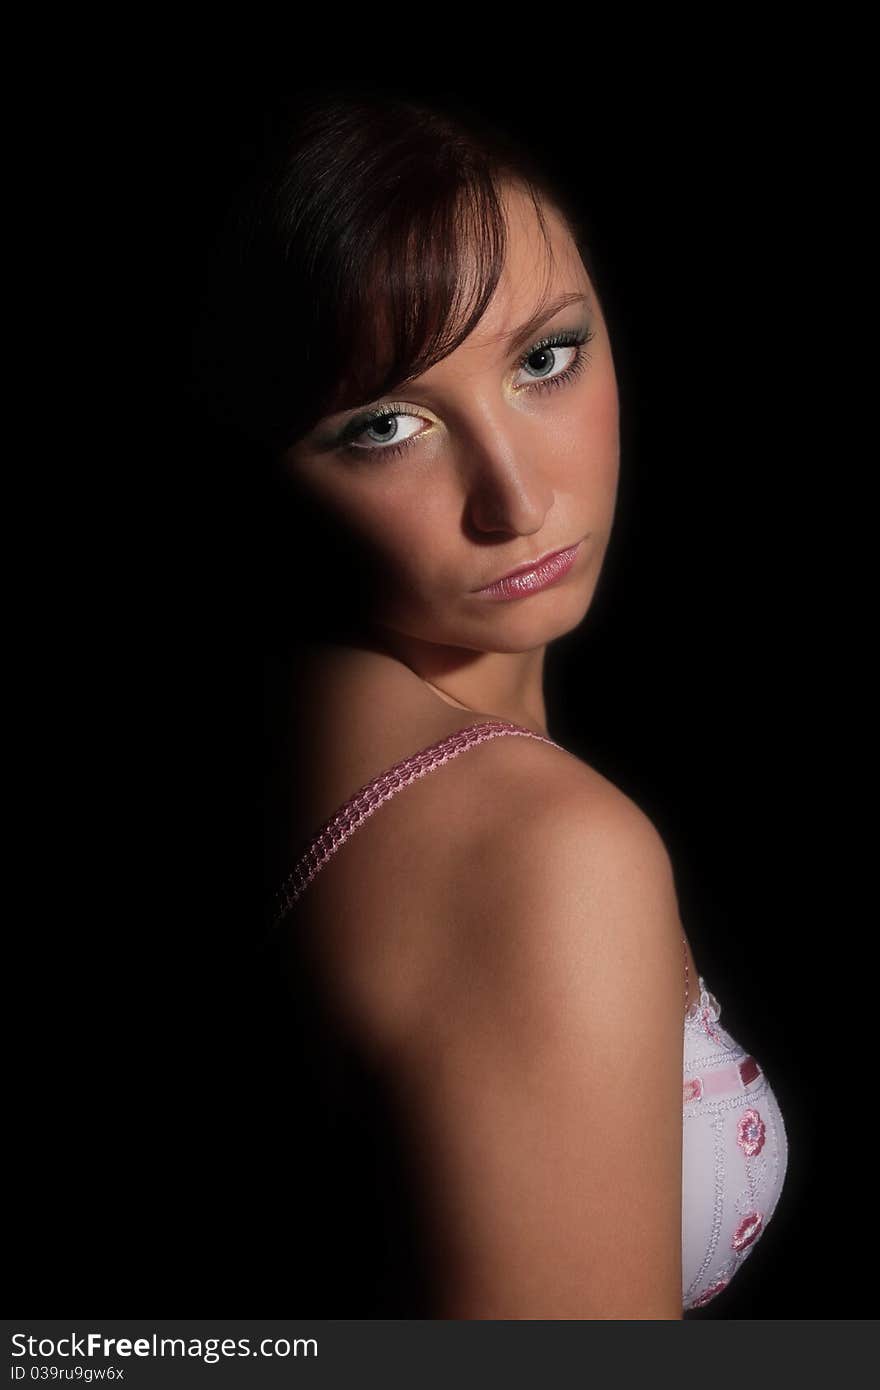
left=364, top=624, right=551, bottom=737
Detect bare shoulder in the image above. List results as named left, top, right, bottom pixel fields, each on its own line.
left=282, top=638, right=520, bottom=824
left=356, top=723, right=688, bottom=1072
left=279, top=655, right=688, bottom=1314
left=392, top=743, right=687, bottom=1317
left=282, top=637, right=583, bottom=858
left=431, top=738, right=703, bottom=1024
left=433, top=738, right=684, bottom=1022
left=279, top=637, right=685, bottom=1043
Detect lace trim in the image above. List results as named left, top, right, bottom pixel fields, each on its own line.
left=685, top=977, right=722, bottom=1029
left=270, top=719, right=563, bottom=929
left=269, top=717, right=698, bottom=1021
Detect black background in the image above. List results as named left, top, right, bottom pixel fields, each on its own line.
left=12, top=40, right=873, bottom=1319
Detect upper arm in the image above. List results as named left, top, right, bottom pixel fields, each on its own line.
left=396, top=766, right=686, bottom=1319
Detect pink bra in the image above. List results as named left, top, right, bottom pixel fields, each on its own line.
left=270, top=718, right=694, bottom=1018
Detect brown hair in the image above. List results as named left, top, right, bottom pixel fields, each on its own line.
left=189, top=81, right=604, bottom=472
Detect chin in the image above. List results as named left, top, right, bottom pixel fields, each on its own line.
left=373, top=566, right=600, bottom=652
left=445, top=592, right=596, bottom=654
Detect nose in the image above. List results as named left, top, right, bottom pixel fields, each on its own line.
left=457, top=404, right=555, bottom=538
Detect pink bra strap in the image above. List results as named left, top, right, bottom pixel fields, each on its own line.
left=271, top=720, right=562, bottom=929
left=270, top=716, right=694, bottom=1018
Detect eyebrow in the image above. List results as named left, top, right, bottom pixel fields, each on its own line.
left=312, top=289, right=593, bottom=444
left=494, top=290, right=593, bottom=356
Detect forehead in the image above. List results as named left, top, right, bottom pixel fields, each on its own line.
left=303, top=179, right=595, bottom=438
left=417, top=182, right=592, bottom=381
left=475, top=181, right=591, bottom=343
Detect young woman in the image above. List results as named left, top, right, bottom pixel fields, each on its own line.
left=193, top=83, right=789, bottom=1318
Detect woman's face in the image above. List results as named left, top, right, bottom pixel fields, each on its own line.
left=283, top=180, right=620, bottom=655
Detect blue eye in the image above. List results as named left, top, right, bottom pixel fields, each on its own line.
left=340, top=407, right=426, bottom=456
left=515, top=328, right=595, bottom=389
left=337, top=324, right=596, bottom=462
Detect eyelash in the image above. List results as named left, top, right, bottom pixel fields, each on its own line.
left=336, top=326, right=596, bottom=462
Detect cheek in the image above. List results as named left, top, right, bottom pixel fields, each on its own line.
left=341, top=485, right=450, bottom=585
left=592, top=374, right=621, bottom=497
left=578, top=354, right=619, bottom=450
left=282, top=473, right=407, bottom=593
left=293, top=459, right=458, bottom=597
left=554, top=366, right=620, bottom=490
left=592, top=365, right=620, bottom=450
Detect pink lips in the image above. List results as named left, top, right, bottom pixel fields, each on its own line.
left=473, top=540, right=583, bottom=601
